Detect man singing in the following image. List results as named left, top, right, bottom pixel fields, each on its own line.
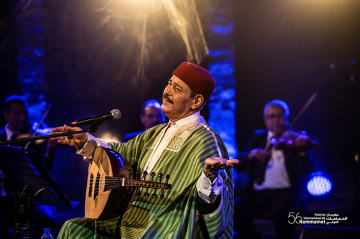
left=53, top=62, right=238, bottom=239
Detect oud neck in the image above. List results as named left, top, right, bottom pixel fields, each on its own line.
left=105, top=176, right=170, bottom=189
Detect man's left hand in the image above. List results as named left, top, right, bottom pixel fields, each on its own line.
left=204, top=157, right=239, bottom=174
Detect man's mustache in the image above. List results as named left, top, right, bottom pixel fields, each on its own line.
left=164, top=95, right=173, bottom=104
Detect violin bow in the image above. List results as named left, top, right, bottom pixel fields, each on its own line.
left=288, top=91, right=318, bottom=129
left=23, top=104, right=52, bottom=149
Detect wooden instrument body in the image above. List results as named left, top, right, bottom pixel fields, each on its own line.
left=85, top=147, right=133, bottom=219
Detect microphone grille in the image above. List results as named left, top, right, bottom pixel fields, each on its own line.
left=111, top=109, right=121, bottom=119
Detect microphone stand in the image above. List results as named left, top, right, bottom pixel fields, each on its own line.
left=0, top=119, right=103, bottom=146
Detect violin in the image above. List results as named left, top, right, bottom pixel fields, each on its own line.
left=16, top=104, right=52, bottom=150
left=16, top=123, right=51, bottom=149
left=269, top=129, right=317, bottom=152
left=268, top=92, right=318, bottom=153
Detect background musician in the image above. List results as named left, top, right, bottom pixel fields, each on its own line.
left=233, top=99, right=313, bottom=239
left=0, top=94, right=57, bottom=238
left=52, top=62, right=238, bottom=238
left=122, top=99, right=165, bottom=143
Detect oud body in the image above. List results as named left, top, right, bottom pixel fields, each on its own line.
left=85, top=147, right=171, bottom=220
left=85, top=147, right=133, bottom=219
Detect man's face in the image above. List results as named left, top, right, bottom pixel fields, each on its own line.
left=4, top=103, right=28, bottom=132
left=161, top=75, right=195, bottom=122
left=141, top=106, right=163, bottom=130
left=264, top=106, right=287, bottom=135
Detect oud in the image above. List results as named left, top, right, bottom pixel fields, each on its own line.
left=85, top=147, right=171, bottom=219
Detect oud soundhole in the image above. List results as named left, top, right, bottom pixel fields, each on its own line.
left=88, top=173, right=93, bottom=197
left=94, top=172, right=100, bottom=201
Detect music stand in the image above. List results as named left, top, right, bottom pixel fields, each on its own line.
left=0, top=145, right=79, bottom=239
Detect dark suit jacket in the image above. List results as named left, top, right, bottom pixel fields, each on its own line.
left=0, top=128, right=17, bottom=197
left=0, top=129, right=7, bottom=142
left=234, top=129, right=313, bottom=196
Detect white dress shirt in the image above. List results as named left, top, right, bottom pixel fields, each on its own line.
left=5, top=124, right=18, bottom=141
left=254, top=130, right=291, bottom=190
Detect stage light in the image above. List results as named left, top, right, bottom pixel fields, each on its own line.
left=306, top=171, right=332, bottom=197
left=100, top=133, right=121, bottom=143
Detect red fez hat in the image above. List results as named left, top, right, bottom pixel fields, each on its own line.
left=172, top=62, right=216, bottom=99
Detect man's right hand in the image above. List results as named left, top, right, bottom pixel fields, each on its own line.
left=50, top=125, right=87, bottom=149
left=249, top=148, right=268, bottom=163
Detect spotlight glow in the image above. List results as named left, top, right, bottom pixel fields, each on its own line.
left=97, top=0, right=208, bottom=90
left=306, top=172, right=332, bottom=197
left=100, top=133, right=121, bottom=143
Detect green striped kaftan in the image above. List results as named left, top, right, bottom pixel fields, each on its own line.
left=58, top=117, right=234, bottom=239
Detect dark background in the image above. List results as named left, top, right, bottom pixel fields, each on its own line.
left=235, top=0, right=360, bottom=167
left=1, top=0, right=360, bottom=236
left=234, top=0, right=360, bottom=222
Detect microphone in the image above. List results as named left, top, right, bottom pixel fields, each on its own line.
left=70, top=109, right=121, bottom=127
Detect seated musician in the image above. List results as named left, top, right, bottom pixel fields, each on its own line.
left=53, top=62, right=238, bottom=238
left=0, top=94, right=57, bottom=239
left=233, top=99, right=314, bottom=239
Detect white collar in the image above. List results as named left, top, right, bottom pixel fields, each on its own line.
left=267, top=130, right=276, bottom=141
left=5, top=124, right=18, bottom=140
left=168, top=111, right=201, bottom=128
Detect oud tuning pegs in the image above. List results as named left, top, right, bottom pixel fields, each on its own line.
left=158, top=173, right=163, bottom=184
left=135, top=170, right=141, bottom=196
left=163, top=174, right=171, bottom=198
left=143, top=171, right=149, bottom=197
left=163, top=174, right=170, bottom=198
left=160, top=185, right=165, bottom=199
left=143, top=171, right=148, bottom=180
left=128, top=169, right=133, bottom=193
left=137, top=171, right=170, bottom=199
left=151, top=172, right=157, bottom=198
left=158, top=173, right=164, bottom=198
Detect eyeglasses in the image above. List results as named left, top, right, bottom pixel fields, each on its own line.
left=265, top=114, right=286, bottom=120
